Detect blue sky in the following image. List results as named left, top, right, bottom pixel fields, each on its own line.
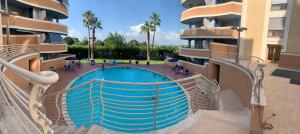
left=63, top=0, right=186, bottom=45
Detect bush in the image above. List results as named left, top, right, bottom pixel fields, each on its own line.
left=67, top=45, right=178, bottom=60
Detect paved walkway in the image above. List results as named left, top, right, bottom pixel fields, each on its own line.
left=263, top=63, right=300, bottom=134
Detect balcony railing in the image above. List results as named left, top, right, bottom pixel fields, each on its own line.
left=1, top=35, right=39, bottom=61
left=2, top=15, right=68, bottom=34
left=0, top=58, right=59, bottom=134
left=181, top=2, right=242, bottom=23
left=0, top=44, right=37, bottom=61
left=179, top=48, right=210, bottom=58
left=40, top=43, right=68, bottom=53
left=16, top=0, right=68, bottom=17
left=181, top=0, right=206, bottom=8
left=3, top=35, right=39, bottom=45
left=180, top=27, right=238, bottom=39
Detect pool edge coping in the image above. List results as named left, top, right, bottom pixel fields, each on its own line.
left=61, top=65, right=194, bottom=132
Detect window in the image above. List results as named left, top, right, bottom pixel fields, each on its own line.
left=269, top=17, right=286, bottom=30
left=268, top=30, right=284, bottom=38
left=271, top=3, right=288, bottom=11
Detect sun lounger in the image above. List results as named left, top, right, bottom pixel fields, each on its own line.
left=183, top=69, right=189, bottom=76
left=171, top=64, right=179, bottom=71
left=64, top=65, right=73, bottom=72
left=175, top=66, right=184, bottom=75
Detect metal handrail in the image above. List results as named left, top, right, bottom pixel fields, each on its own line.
left=210, top=50, right=266, bottom=106
left=40, top=73, right=220, bottom=133
left=0, top=44, right=37, bottom=62
left=0, top=53, right=59, bottom=134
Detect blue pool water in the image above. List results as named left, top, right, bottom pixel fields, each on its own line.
left=66, top=67, right=189, bottom=133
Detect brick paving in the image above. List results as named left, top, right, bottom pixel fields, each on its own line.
left=263, top=63, right=300, bottom=134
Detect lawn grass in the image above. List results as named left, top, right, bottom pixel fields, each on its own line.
left=80, top=59, right=165, bottom=65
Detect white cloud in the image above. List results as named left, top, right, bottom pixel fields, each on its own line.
left=96, top=33, right=105, bottom=40
left=119, top=23, right=184, bottom=45
left=68, top=24, right=186, bottom=45
left=68, top=29, right=85, bottom=40
left=162, top=31, right=179, bottom=41
left=126, top=23, right=143, bottom=37
left=68, top=29, right=105, bottom=41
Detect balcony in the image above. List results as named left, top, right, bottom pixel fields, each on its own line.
left=267, top=37, right=283, bottom=45
left=180, top=27, right=238, bottom=39
left=181, top=2, right=242, bottom=24
left=41, top=54, right=72, bottom=71
left=181, top=0, right=206, bottom=8
left=210, top=42, right=237, bottom=60
left=179, top=48, right=210, bottom=58
left=16, top=0, right=68, bottom=18
left=1, top=35, right=38, bottom=61
left=39, top=43, right=68, bottom=53
left=2, top=15, right=68, bottom=35
left=3, top=35, right=39, bottom=45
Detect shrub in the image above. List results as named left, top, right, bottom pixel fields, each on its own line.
left=67, top=45, right=178, bottom=60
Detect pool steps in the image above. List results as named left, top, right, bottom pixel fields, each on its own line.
left=53, top=125, right=102, bottom=134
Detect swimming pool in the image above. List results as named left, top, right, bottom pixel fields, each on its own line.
left=65, top=67, right=189, bottom=133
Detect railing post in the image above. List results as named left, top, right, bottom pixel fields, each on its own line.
left=29, top=84, right=53, bottom=134
left=99, top=80, right=104, bottom=128
left=154, top=84, right=159, bottom=129
left=55, top=94, right=61, bottom=125
left=89, top=81, right=94, bottom=126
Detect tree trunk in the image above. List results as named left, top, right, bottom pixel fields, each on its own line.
left=151, top=31, right=156, bottom=58
left=87, top=27, right=90, bottom=59
left=147, top=32, right=150, bottom=62
left=91, top=28, right=95, bottom=59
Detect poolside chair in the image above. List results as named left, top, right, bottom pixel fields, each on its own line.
left=83, top=59, right=90, bottom=64
left=171, top=64, right=179, bottom=71
left=112, top=59, right=117, bottom=64
left=64, top=65, right=73, bottom=72
left=183, top=69, right=189, bottom=76
left=90, top=59, right=96, bottom=65
left=175, top=66, right=184, bottom=75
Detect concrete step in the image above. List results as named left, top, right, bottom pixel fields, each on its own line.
left=54, top=125, right=68, bottom=134
left=181, top=112, right=249, bottom=134
left=199, top=110, right=251, bottom=128
left=86, top=125, right=102, bottom=134
left=54, top=125, right=96, bottom=134
left=74, top=126, right=89, bottom=134
left=57, top=126, right=77, bottom=134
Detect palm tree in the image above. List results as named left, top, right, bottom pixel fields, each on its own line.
left=90, top=17, right=102, bottom=59
left=140, top=21, right=151, bottom=64
left=150, top=12, right=161, bottom=57
left=82, top=10, right=95, bottom=59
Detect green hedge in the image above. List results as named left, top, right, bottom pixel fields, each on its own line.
left=67, top=45, right=178, bottom=60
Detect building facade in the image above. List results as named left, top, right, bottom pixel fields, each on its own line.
left=179, top=0, right=300, bottom=72
left=0, top=0, right=69, bottom=91
left=278, top=0, right=300, bottom=71
left=180, top=0, right=242, bottom=72
left=0, top=0, right=69, bottom=72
